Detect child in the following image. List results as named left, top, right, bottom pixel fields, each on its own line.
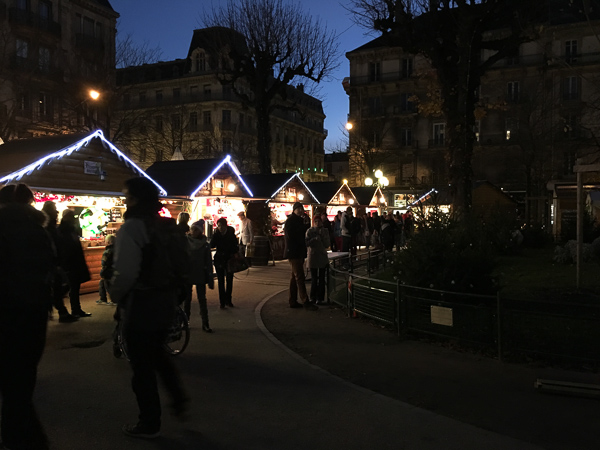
left=96, top=234, right=116, bottom=305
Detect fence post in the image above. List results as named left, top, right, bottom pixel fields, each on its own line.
left=497, top=291, right=503, bottom=363
left=396, top=278, right=402, bottom=338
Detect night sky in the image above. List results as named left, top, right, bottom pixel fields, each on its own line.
left=110, top=0, right=374, bottom=151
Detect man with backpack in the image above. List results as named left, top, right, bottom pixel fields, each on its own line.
left=110, top=177, right=190, bottom=439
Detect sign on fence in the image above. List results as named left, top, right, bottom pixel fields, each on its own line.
left=431, top=305, right=453, bottom=326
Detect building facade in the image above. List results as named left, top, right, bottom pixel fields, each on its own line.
left=0, top=0, right=118, bottom=141
left=114, top=27, right=327, bottom=179
left=344, top=1, right=600, bottom=224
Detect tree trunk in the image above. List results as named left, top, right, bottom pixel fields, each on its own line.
left=255, top=104, right=272, bottom=174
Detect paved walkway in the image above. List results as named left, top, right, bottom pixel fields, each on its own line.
left=34, top=262, right=599, bottom=449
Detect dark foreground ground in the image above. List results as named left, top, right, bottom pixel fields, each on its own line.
left=261, top=292, right=600, bottom=450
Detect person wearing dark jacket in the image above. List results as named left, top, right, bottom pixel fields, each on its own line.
left=210, top=217, right=238, bottom=308
left=0, top=183, right=55, bottom=450
left=96, top=234, right=116, bottom=305
left=41, top=200, right=78, bottom=322
left=57, top=209, right=91, bottom=317
left=110, top=177, right=190, bottom=439
left=186, top=220, right=215, bottom=331
left=284, top=202, right=317, bottom=310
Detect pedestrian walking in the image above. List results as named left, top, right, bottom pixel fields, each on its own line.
left=284, top=202, right=317, bottom=310
left=96, top=234, right=116, bottom=305
left=0, top=183, right=55, bottom=450
left=210, top=217, right=238, bottom=309
left=237, top=210, right=253, bottom=265
left=306, top=215, right=330, bottom=305
left=109, top=177, right=190, bottom=439
left=185, top=220, right=215, bottom=332
left=57, top=209, right=92, bottom=318
left=41, top=200, right=78, bottom=323
left=333, top=211, right=343, bottom=252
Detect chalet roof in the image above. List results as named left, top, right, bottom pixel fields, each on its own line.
left=145, top=156, right=252, bottom=198
left=352, top=186, right=382, bottom=206
left=243, top=173, right=320, bottom=202
left=0, top=130, right=166, bottom=196
left=304, top=181, right=348, bottom=204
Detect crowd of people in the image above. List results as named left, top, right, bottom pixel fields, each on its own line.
left=0, top=178, right=413, bottom=447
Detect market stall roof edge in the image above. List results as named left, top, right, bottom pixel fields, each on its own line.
left=351, top=186, right=388, bottom=207
left=304, top=181, right=358, bottom=205
left=145, top=155, right=253, bottom=199
left=243, top=172, right=319, bottom=203
left=0, top=130, right=167, bottom=196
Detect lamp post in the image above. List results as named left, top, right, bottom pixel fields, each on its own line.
left=365, top=169, right=389, bottom=188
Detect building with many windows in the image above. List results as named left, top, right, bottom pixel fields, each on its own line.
left=344, top=1, right=600, bottom=225
left=114, top=27, right=327, bottom=179
left=0, top=0, right=118, bottom=141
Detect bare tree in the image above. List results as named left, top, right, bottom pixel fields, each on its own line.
left=201, top=0, right=339, bottom=174
left=348, top=0, right=545, bottom=216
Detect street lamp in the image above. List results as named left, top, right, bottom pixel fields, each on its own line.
left=365, top=177, right=373, bottom=186
left=365, top=169, right=389, bottom=188
left=345, top=122, right=353, bottom=131
left=89, top=89, right=100, bottom=101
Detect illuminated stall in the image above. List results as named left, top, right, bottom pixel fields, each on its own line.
left=0, top=130, right=167, bottom=293
left=244, top=173, right=319, bottom=260
left=304, top=181, right=358, bottom=220
left=351, top=186, right=388, bottom=215
left=145, top=156, right=253, bottom=237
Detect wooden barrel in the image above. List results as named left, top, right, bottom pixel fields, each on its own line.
left=252, top=236, right=271, bottom=266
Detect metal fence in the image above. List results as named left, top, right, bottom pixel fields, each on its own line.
left=327, top=256, right=600, bottom=365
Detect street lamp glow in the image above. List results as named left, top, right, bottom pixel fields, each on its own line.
left=380, top=177, right=389, bottom=187
left=342, top=179, right=348, bottom=184
left=89, top=90, right=100, bottom=100
left=345, top=122, right=353, bottom=131
left=374, top=169, right=383, bottom=179
left=349, top=198, right=354, bottom=204
left=365, top=177, right=373, bottom=186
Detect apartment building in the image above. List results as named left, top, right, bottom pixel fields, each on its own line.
left=0, top=0, right=118, bottom=141
left=344, top=1, right=600, bottom=220
left=114, top=27, right=327, bottom=179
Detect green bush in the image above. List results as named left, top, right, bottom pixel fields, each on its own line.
left=394, top=205, right=498, bottom=295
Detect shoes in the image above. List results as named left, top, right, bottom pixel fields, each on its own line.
left=289, top=302, right=303, bottom=309
left=72, top=310, right=91, bottom=317
left=220, top=304, right=227, bottom=309
left=304, top=302, right=318, bottom=311
left=315, top=300, right=327, bottom=305
left=106, top=301, right=116, bottom=306
left=58, top=314, right=79, bottom=323
left=202, top=324, right=213, bottom=333
left=226, top=302, right=234, bottom=308
left=172, top=397, right=191, bottom=422
left=122, top=423, right=160, bottom=439
left=96, top=299, right=107, bottom=304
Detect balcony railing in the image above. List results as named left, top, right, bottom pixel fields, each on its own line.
left=349, top=71, right=414, bottom=87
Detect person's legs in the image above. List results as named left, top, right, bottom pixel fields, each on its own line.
left=195, top=283, right=209, bottom=328
left=289, top=258, right=308, bottom=304
left=310, top=268, right=318, bottom=302
left=98, top=279, right=108, bottom=303
left=216, top=267, right=226, bottom=307
left=183, top=284, right=192, bottom=318
left=225, top=272, right=234, bottom=306
left=317, top=267, right=326, bottom=302
left=288, top=260, right=299, bottom=305
left=124, top=329, right=162, bottom=432
left=0, top=310, right=49, bottom=450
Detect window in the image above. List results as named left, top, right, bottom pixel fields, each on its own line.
left=83, top=17, right=94, bottom=37
left=222, top=109, right=231, bottom=125
left=223, top=85, right=232, bottom=99
left=565, top=40, right=578, bottom=63
left=215, top=179, right=225, bottom=188
left=563, top=114, right=578, bottom=138
left=155, top=116, right=163, bottom=132
left=222, top=138, right=232, bottom=153
left=38, top=47, right=50, bottom=73
left=433, top=123, right=445, bottom=145
left=189, top=112, right=198, bottom=132
left=17, top=0, right=29, bottom=11
left=195, top=52, right=206, bottom=72
left=139, top=91, right=146, bottom=106
left=203, top=111, right=211, bottom=125
left=123, top=94, right=130, bottom=108
left=507, top=81, right=519, bottom=102
left=190, top=85, right=198, bottom=100
left=38, top=92, right=50, bottom=118
left=173, top=88, right=181, bottom=102
left=400, top=128, right=412, bottom=147
left=506, top=47, right=520, bottom=65
left=505, top=118, right=519, bottom=140
left=239, top=113, right=245, bottom=129
left=203, top=84, right=211, bottom=99
left=474, top=120, right=480, bottom=142
left=39, top=1, right=51, bottom=21
left=155, top=90, right=163, bottom=105
left=369, top=62, right=381, bottom=82
left=401, top=58, right=413, bottom=78
left=18, top=92, right=29, bottom=113
left=95, top=22, right=103, bottom=39
left=171, top=114, right=181, bottom=130
left=367, top=97, right=382, bottom=116
left=400, top=93, right=413, bottom=112
left=203, top=137, right=211, bottom=152
left=16, top=39, right=28, bottom=59
left=563, top=76, right=579, bottom=101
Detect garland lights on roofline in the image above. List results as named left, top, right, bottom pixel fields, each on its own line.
left=266, top=173, right=319, bottom=204
left=0, top=130, right=167, bottom=197
left=189, top=155, right=254, bottom=198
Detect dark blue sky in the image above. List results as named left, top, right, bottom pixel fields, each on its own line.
left=110, top=0, right=373, bottom=151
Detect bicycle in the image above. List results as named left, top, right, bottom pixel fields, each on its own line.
left=113, top=306, right=191, bottom=360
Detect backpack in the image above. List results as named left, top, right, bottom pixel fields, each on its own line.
left=138, top=217, right=190, bottom=290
